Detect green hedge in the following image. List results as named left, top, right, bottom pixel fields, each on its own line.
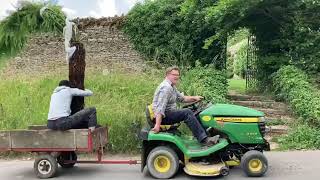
left=123, top=0, right=225, bottom=67
left=278, top=123, right=320, bottom=150
left=180, top=64, right=228, bottom=103
left=273, top=65, right=320, bottom=126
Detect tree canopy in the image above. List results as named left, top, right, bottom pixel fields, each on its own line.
left=194, top=0, right=320, bottom=79
left=124, top=0, right=320, bottom=84
left=123, top=0, right=226, bottom=69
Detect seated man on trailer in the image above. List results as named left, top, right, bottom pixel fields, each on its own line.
left=47, top=80, right=98, bottom=131
left=152, top=66, right=219, bottom=146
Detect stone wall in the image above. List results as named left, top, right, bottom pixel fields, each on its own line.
left=2, top=17, right=145, bottom=76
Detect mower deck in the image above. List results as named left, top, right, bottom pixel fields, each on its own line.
left=184, top=161, right=227, bottom=177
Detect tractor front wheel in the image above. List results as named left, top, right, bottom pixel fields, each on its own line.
left=147, top=146, right=179, bottom=179
left=241, top=150, right=268, bottom=177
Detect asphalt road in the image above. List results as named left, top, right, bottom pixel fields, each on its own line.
left=0, top=151, right=319, bottom=180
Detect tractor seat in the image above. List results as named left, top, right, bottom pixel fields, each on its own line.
left=146, top=104, right=181, bottom=132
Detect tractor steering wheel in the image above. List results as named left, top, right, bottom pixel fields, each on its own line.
left=182, top=98, right=211, bottom=116
left=182, top=99, right=203, bottom=113
left=182, top=100, right=200, bottom=108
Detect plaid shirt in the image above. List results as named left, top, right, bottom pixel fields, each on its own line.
left=152, top=79, right=184, bottom=117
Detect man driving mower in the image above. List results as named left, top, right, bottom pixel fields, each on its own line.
left=152, top=66, right=219, bottom=146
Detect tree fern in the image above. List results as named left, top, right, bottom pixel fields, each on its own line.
left=0, top=1, right=65, bottom=56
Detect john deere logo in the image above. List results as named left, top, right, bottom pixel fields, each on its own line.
left=219, top=118, right=242, bottom=122
left=202, top=116, right=212, bottom=121
left=215, top=117, right=259, bottom=123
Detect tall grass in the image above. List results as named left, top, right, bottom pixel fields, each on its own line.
left=0, top=54, right=11, bottom=71
left=0, top=67, right=229, bottom=153
left=0, top=72, right=161, bottom=153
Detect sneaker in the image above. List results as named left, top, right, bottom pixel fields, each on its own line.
left=96, top=124, right=102, bottom=128
left=89, top=126, right=95, bottom=132
left=202, top=135, right=220, bottom=146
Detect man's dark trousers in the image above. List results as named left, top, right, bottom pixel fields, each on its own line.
left=47, top=107, right=97, bottom=130
left=162, top=108, right=207, bottom=142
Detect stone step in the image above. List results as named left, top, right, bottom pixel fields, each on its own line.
left=266, top=114, right=295, bottom=120
left=227, top=94, right=272, bottom=102
left=265, top=126, right=290, bottom=150
left=264, top=135, right=280, bottom=150
left=254, top=108, right=291, bottom=117
left=265, top=117, right=294, bottom=124
left=231, top=100, right=288, bottom=110
left=267, top=125, right=289, bottom=134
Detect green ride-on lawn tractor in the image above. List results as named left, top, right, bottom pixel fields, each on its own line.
left=139, top=101, right=270, bottom=179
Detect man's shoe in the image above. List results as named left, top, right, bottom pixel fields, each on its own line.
left=89, top=126, right=95, bottom=132
left=96, top=124, right=102, bottom=128
left=202, top=135, right=220, bottom=147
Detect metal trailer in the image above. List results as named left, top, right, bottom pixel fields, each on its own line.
left=0, top=126, right=140, bottom=178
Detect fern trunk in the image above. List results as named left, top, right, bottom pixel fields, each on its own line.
left=69, top=42, right=86, bottom=115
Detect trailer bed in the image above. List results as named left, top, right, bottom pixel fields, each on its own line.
left=0, top=126, right=140, bottom=179
left=0, top=127, right=107, bottom=152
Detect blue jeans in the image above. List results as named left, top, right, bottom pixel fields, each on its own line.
left=162, top=108, right=207, bottom=142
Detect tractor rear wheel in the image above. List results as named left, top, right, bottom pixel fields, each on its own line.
left=147, top=146, right=179, bottom=179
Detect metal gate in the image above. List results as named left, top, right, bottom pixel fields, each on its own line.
left=245, top=35, right=258, bottom=90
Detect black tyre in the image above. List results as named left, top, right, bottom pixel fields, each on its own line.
left=220, top=166, right=230, bottom=176
left=147, top=146, right=179, bottom=179
left=57, top=151, right=77, bottom=168
left=34, top=154, right=58, bottom=179
left=241, top=150, right=268, bottom=177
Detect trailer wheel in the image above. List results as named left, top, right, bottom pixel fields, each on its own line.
left=147, top=146, right=179, bottom=179
left=57, top=151, right=77, bottom=168
left=34, top=154, right=58, bottom=179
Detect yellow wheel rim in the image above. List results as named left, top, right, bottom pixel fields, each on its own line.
left=154, top=155, right=171, bottom=173
left=248, top=159, right=263, bottom=172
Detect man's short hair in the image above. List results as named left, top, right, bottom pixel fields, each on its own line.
left=166, top=66, right=180, bottom=75
left=59, top=80, right=71, bottom=87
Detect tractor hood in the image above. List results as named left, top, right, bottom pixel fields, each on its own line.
left=201, top=103, right=264, bottom=117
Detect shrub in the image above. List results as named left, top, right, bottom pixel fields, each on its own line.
left=123, top=0, right=225, bottom=67
left=278, top=123, right=320, bottom=150
left=257, top=55, right=290, bottom=90
left=180, top=63, right=228, bottom=103
left=273, top=65, right=320, bottom=126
